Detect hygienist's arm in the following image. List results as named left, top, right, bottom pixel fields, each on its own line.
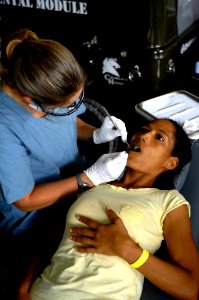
left=14, top=173, right=93, bottom=211
left=77, top=117, right=96, bottom=141
left=14, top=152, right=127, bottom=211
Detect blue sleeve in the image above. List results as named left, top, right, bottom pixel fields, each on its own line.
left=0, top=102, right=86, bottom=204
left=0, top=131, right=34, bottom=204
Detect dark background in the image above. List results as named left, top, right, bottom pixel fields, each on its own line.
left=1, top=2, right=199, bottom=298
left=1, top=0, right=199, bottom=132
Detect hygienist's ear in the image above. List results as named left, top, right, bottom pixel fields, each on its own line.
left=22, top=96, right=32, bottom=103
left=22, top=96, right=44, bottom=112
left=164, top=157, right=179, bottom=170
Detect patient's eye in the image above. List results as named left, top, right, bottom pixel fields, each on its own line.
left=155, top=134, right=164, bottom=141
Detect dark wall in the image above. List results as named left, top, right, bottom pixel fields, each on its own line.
left=0, top=1, right=150, bottom=121
left=1, top=1, right=199, bottom=125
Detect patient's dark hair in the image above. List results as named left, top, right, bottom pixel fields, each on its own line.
left=153, top=118, right=192, bottom=190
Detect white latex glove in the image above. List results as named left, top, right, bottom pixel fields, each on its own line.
left=84, top=151, right=128, bottom=185
left=93, top=116, right=127, bottom=144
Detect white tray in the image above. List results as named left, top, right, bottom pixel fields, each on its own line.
left=135, top=90, right=199, bottom=139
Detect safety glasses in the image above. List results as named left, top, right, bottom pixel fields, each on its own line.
left=29, top=91, right=85, bottom=117
left=44, top=90, right=85, bottom=116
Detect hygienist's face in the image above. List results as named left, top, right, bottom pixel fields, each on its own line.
left=127, top=119, right=178, bottom=176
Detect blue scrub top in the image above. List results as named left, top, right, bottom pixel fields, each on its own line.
left=0, top=90, right=86, bottom=233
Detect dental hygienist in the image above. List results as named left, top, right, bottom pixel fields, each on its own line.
left=0, top=28, right=128, bottom=297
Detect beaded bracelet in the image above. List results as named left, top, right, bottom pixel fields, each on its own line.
left=131, top=250, right=150, bottom=269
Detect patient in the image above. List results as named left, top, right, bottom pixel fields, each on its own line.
left=21, top=118, right=199, bottom=300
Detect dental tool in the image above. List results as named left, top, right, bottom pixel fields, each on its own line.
left=102, top=108, right=129, bottom=146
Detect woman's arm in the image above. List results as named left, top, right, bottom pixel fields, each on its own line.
left=140, top=204, right=199, bottom=299
left=14, top=151, right=127, bottom=211
left=16, top=257, right=41, bottom=300
left=16, top=252, right=52, bottom=300
left=77, top=117, right=96, bottom=141
left=14, top=117, right=96, bottom=211
left=70, top=206, right=199, bottom=300
left=14, top=173, right=94, bottom=211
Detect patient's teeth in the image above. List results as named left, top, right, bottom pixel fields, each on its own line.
left=129, top=145, right=140, bottom=152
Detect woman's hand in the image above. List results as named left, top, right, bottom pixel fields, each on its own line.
left=70, top=206, right=138, bottom=262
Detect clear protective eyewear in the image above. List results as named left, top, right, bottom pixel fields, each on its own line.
left=29, top=91, right=84, bottom=116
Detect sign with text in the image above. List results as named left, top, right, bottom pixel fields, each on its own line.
left=0, top=0, right=88, bottom=15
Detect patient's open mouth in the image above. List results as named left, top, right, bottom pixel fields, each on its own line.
left=129, top=145, right=141, bottom=152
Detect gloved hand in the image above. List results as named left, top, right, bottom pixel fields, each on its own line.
left=93, top=116, right=127, bottom=144
left=84, top=151, right=128, bottom=185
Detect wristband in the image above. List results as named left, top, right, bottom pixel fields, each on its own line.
left=131, top=250, right=149, bottom=269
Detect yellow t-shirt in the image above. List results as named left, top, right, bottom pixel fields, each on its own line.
left=30, top=184, right=190, bottom=300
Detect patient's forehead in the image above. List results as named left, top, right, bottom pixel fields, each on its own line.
left=149, top=118, right=174, bottom=126
left=143, top=119, right=176, bottom=134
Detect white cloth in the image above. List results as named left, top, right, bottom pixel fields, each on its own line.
left=183, top=120, right=199, bottom=139
left=30, top=185, right=190, bottom=300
